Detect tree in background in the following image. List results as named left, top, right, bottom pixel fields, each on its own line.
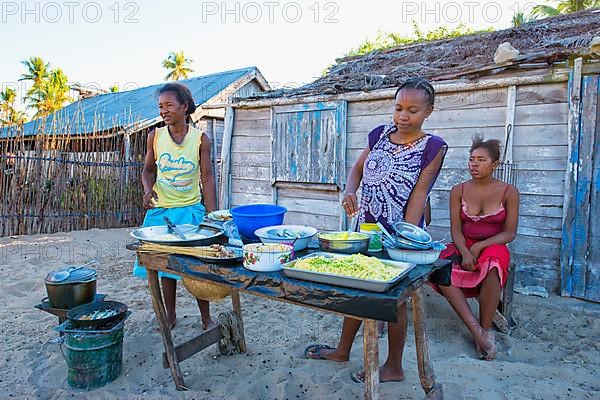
left=0, top=87, right=28, bottom=126
left=512, top=10, right=537, bottom=27
left=27, top=68, right=72, bottom=118
left=531, top=0, right=600, bottom=18
left=19, top=57, right=49, bottom=95
left=109, top=84, right=119, bottom=93
left=322, top=22, right=494, bottom=75
left=162, top=51, right=194, bottom=81
left=344, top=22, right=494, bottom=57
left=19, top=57, right=73, bottom=118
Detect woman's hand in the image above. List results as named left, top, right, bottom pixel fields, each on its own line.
left=143, top=189, right=158, bottom=209
left=342, top=193, right=359, bottom=217
left=459, top=248, right=476, bottom=271
left=470, top=242, right=484, bottom=262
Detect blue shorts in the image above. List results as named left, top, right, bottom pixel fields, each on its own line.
left=133, top=203, right=206, bottom=280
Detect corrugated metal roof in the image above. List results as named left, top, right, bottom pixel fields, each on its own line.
left=1, top=66, right=257, bottom=137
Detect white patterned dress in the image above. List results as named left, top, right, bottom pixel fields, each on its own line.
left=357, top=123, right=447, bottom=232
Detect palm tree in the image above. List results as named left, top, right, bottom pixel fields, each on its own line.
left=162, top=51, right=194, bottom=81
left=19, top=56, right=50, bottom=95
left=512, top=10, right=536, bottom=27
left=28, top=68, right=72, bottom=118
left=0, top=87, right=17, bottom=122
left=0, top=88, right=27, bottom=126
left=532, top=0, right=600, bottom=18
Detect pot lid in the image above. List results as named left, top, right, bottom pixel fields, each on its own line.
left=45, top=265, right=97, bottom=284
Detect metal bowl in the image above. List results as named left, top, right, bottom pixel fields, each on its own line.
left=317, top=232, right=370, bottom=254
left=130, top=223, right=224, bottom=246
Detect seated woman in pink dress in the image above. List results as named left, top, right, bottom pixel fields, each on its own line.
left=433, top=136, right=519, bottom=360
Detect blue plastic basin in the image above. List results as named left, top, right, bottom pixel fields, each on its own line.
left=230, top=204, right=287, bottom=240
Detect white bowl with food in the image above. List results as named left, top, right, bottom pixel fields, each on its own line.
left=386, top=244, right=446, bottom=265
left=254, top=225, right=317, bottom=251
left=242, top=243, right=294, bottom=272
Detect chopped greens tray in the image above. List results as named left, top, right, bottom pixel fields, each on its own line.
left=282, top=252, right=415, bottom=292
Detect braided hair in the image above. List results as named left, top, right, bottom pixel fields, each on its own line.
left=394, top=77, right=435, bottom=107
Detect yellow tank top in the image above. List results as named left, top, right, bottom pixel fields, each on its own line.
left=152, top=125, right=202, bottom=208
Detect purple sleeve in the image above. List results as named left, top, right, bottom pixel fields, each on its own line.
left=367, top=125, right=386, bottom=150
left=421, top=135, right=448, bottom=170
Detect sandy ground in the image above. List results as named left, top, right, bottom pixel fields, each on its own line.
left=0, top=227, right=598, bottom=400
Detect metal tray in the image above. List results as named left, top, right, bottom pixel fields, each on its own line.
left=130, top=223, right=224, bottom=246
left=282, top=252, right=415, bottom=292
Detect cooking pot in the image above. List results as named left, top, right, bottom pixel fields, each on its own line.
left=44, top=266, right=97, bottom=309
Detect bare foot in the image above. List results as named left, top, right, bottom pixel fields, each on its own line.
left=304, top=344, right=349, bottom=362
left=472, top=327, right=496, bottom=360
left=154, top=318, right=176, bottom=333
left=202, top=318, right=217, bottom=331
left=351, top=366, right=404, bottom=383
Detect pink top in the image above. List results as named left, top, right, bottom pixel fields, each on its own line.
left=460, top=183, right=509, bottom=240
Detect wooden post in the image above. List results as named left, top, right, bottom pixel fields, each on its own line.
left=411, top=288, right=438, bottom=396
left=504, top=85, right=516, bottom=163
left=561, top=57, right=584, bottom=296
left=230, top=289, right=247, bottom=353
left=147, top=270, right=186, bottom=390
left=362, top=319, right=379, bottom=400
left=219, top=106, right=234, bottom=209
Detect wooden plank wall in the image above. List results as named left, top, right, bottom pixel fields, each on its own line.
left=346, top=82, right=568, bottom=290
left=229, top=108, right=273, bottom=206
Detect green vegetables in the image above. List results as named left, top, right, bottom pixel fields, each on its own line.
left=319, top=232, right=368, bottom=241
left=292, top=254, right=400, bottom=281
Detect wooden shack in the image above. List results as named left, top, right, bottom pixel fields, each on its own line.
left=220, top=10, right=600, bottom=298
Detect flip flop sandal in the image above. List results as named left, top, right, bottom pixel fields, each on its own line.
left=351, top=370, right=365, bottom=384
left=304, top=344, right=335, bottom=360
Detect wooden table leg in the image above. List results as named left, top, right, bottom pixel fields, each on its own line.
left=230, top=289, right=247, bottom=353
left=363, top=319, right=380, bottom=400
left=411, top=288, right=443, bottom=399
left=147, top=270, right=186, bottom=390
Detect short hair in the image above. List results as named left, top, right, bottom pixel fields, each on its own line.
left=470, top=135, right=501, bottom=162
left=394, top=77, right=435, bottom=107
left=157, top=83, right=197, bottom=116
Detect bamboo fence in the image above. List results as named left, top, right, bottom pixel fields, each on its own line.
left=0, top=115, right=147, bottom=236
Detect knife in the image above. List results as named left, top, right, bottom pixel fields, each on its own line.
left=163, top=216, right=188, bottom=240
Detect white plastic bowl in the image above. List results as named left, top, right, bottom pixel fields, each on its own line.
left=386, top=245, right=446, bottom=265
left=254, top=225, right=317, bottom=251
left=242, top=243, right=294, bottom=272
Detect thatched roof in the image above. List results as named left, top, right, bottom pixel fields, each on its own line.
left=249, top=9, right=600, bottom=100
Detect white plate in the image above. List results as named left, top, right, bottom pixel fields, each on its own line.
left=207, top=209, right=232, bottom=222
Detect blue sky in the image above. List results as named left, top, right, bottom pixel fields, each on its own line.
left=1, top=0, right=529, bottom=109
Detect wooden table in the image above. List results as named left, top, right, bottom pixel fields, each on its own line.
left=135, top=248, right=447, bottom=400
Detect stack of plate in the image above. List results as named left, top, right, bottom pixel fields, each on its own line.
left=382, top=222, right=446, bottom=264
left=391, top=222, right=433, bottom=250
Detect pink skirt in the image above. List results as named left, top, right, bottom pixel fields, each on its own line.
left=431, top=238, right=510, bottom=298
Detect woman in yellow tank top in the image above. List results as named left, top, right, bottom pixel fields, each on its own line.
left=133, top=83, right=217, bottom=331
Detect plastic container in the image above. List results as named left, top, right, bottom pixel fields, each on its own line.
left=386, top=245, right=446, bottom=265
left=230, top=204, right=287, bottom=240
left=359, top=223, right=383, bottom=252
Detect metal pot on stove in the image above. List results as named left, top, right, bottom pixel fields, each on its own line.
left=44, top=265, right=97, bottom=309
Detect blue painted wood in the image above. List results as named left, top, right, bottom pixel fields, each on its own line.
left=271, top=102, right=346, bottom=188
left=582, top=76, right=600, bottom=302
left=560, top=64, right=583, bottom=296
left=562, top=72, right=600, bottom=302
